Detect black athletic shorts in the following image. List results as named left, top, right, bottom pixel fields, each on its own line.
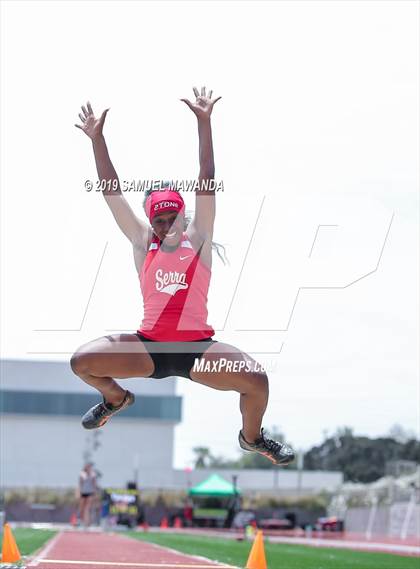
left=136, top=332, right=218, bottom=380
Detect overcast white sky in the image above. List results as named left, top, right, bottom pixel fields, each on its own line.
left=1, top=1, right=418, bottom=469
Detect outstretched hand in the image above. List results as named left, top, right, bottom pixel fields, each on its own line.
left=75, top=102, right=109, bottom=140
left=181, top=86, right=221, bottom=120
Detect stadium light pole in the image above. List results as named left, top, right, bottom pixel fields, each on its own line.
left=232, top=474, right=238, bottom=495
left=133, top=453, right=140, bottom=489
left=297, top=449, right=304, bottom=495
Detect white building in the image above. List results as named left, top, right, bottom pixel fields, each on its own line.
left=0, top=359, right=182, bottom=488
left=171, top=468, right=343, bottom=496
left=1, top=359, right=343, bottom=494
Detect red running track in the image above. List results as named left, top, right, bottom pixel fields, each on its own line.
left=27, top=530, right=237, bottom=569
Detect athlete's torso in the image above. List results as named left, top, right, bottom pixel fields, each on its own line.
left=133, top=224, right=212, bottom=274
left=137, top=230, right=215, bottom=341
left=79, top=472, right=96, bottom=494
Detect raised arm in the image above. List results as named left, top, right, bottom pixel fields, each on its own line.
left=75, top=102, right=148, bottom=249
left=181, top=87, right=221, bottom=239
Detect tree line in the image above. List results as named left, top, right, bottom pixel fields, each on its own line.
left=192, top=425, right=419, bottom=483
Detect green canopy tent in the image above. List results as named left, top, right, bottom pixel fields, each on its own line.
left=189, top=474, right=241, bottom=497
left=188, top=475, right=241, bottom=526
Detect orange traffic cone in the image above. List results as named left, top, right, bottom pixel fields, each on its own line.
left=70, top=512, right=78, bottom=527
left=160, top=516, right=168, bottom=529
left=1, top=523, right=21, bottom=563
left=173, top=516, right=182, bottom=529
left=245, top=530, right=267, bottom=569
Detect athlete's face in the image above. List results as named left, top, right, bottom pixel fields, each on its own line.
left=152, top=210, right=184, bottom=245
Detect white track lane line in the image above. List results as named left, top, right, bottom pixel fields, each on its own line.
left=111, top=531, right=240, bottom=569
left=36, top=561, right=234, bottom=568
left=27, top=531, right=63, bottom=567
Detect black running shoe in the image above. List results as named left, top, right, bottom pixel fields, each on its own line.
left=81, top=390, right=135, bottom=430
left=238, top=428, right=295, bottom=466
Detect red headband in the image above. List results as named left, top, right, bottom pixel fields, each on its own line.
left=145, top=190, right=185, bottom=222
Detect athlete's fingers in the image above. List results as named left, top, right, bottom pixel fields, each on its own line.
left=74, top=124, right=84, bottom=130
left=81, top=105, right=89, bottom=118
left=212, top=96, right=222, bottom=105
left=78, top=113, right=86, bottom=123
left=87, top=101, right=94, bottom=115
left=180, top=98, right=194, bottom=111
left=193, top=86, right=200, bottom=98
left=208, top=90, right=213, bottom=99
left=99, top=108, right=109, bottom=126
left=201, top=86, right=206, bottom=97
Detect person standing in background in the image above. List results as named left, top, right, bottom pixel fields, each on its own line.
left=78, top=463, right=97, bottom=527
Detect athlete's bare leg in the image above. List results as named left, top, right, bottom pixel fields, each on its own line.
left=70, top=334, right=154, bottom=406
left=189, top=342, right=269, bottom=443
left=79, top=495, right=93, bottom=527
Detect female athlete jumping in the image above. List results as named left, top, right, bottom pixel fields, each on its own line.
left=71, top=87, right=295, bottom=466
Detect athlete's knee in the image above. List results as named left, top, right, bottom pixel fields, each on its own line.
left=253, top=371, right=269, bottom=393
left=241, top=370, right=269, bottom=395
left=70, top=349, right=93, bottom=377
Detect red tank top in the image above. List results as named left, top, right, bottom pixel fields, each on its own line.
left=137, top=232, right=215, bottom=341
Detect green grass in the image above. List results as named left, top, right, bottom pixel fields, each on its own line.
left=4, top=528, right=56, bottom=556
left=125, top=531, right=419, bottom=569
